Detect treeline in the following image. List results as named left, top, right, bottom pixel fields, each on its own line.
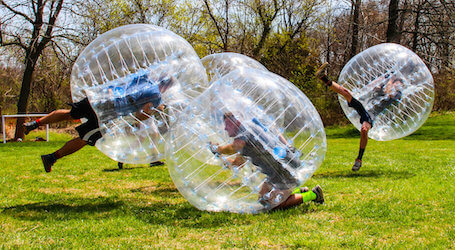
left=1, top=0, right=454, bottom=134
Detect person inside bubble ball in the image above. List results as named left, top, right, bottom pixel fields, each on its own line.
left=361, top=72, right=403, bottom=119
left=209, top=112, right=324, bottom=210
left=23, top=73, right=174, bottom=173
left=316, top=63, right=403, bottom=171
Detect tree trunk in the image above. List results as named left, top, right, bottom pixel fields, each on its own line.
left=348, top=0, right=361, bottom=60
left=411, top=3, right=422, bottom=51
left=14, top=55, right=37, bottom=140
left=386, top=0, right=401, bottom=43
left=253, top=25, right=271, bottom=57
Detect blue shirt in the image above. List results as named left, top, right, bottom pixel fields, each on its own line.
left=110, top=74, right=162, bottom=117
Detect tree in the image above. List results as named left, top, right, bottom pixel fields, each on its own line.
left=400, top=0, right=455, bottom=71
left=386, top=0, right=401, bottom=43
left=202, top=0, right=231, bottom=51
left=347, top=0, right=362, bottom=61
left=0, top=0, right=65, bottom=140
left=250, top=0, right=282, bottom=57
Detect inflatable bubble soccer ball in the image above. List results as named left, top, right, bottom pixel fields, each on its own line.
left=201, top=52, right=268, bottom=82
left=70, top=24, right=209, bottom=164
left=166, top=68, right=326, bottom=213
left=338, top=43, right=434, bottom=141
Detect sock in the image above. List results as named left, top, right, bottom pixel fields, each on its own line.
left=36, top=118, right=42, bottom=126
left=291, top=189, right=299, bottom=195
left=357, top=148, right=365, bottom=160
left=320, top=76, right=332, bottom=86
left=53, top=151, right=62, bottom=160
left=301, top=191, right=317, bottom=202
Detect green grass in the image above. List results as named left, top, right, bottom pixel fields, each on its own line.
left=1, top=112, right=454, bottom=248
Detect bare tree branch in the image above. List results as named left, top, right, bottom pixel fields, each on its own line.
left=0, top=0, right=34, bottom=24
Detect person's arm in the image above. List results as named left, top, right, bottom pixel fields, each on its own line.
left=134, top=103, right=164, bottom=121
left=371, top=76, right=386, bottom=91
left=384, top=79, right=394, bottom=95
left=210, top=138, right=246, bottom=156
left=384, top=78, right=403, bottom=98
left=228, top=155, right=246, bottom=168
left=209, top=140, right=247, bottom=169
left=278, top=134, right=287, bottom=145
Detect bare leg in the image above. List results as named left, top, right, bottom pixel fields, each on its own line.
left=353, top=121, right=372, bottom=171
left=275, top=193, right=303, bottom=209
left=275, top=186, right=322, bottom=209
left=55, top=138, right=87, bottom=158
left=317, top=64, right=371, bottom=170
left=316, top=63, right=353, bottom=103
left=39, top=109, right=73, bottom=125
left=328, top=81, right=353, bottom=103
left=42, top=138, right=87, bottom=172
left=359, top=121, right=371, bottom=150
left=329, top=82, right=372, bottom=170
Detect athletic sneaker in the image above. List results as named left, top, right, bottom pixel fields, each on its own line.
left=352, top=159, right=362, bottom=171
left=150, top=161, right=165, bottom=167
left=315, top=62, right=329, bottom=79
left=41, top=154, right=56, bottom=172
left=23, top=121, right=39, bottom=135
left=312, top=185, right=324, bottom=204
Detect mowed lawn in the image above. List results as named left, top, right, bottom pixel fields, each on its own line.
left=0, top=112, right=454, bottom=248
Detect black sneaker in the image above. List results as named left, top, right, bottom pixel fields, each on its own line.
left=312, top=185, right=324, bottom=204
left=23, top=121, right=39, bottom=135
left=150, top=161, right=165, bottom=167
left=118, top=162, right=124, bottom=169
left=41, top=154, right=56, bottom=172
left=352, top=159, right=362, bottom=171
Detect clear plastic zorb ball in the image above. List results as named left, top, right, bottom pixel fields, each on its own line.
left=70, top=24, right=209, bottom=163
left=166, top=68, right=326, bottom=213
left=338, top=43, right=434, bottom=140
left=201, top=52, right=268, bottom=82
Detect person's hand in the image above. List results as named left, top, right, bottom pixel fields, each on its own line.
left=287, top=145, right=301, bottom=157
left=287, top=145, right=296, bottom=153
left=208, top=142, right=219, bottom=155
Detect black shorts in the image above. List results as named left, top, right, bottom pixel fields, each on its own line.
left=348, top=98, right=374, bottom=127
left=68, top=98, right=102, bottom=146
left=359, top=112, right=373, bottom=126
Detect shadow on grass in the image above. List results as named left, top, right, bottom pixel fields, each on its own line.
left=130, top=201, right=312, bottom=229
left=314, top=169, right=415, bottom=179
left=1, top=194, right=313, bottom=228
left=102, top=165, right=164, bottom=172
left=102, top=167, right=143, bottom=172
left=1, top=197, right=124, bottom=221
left=130, top=185, right=177, bottom=196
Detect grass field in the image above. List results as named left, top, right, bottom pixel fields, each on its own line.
left=1, top=112, right=454, bottom=248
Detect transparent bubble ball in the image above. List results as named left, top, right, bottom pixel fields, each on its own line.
left=201, top=52, right=268, bottom=82
left=70, top=24, right=209, bottom=164
left=338, top=43, right=434, bottom=141
left=166, top=68, right=326, bottom=213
